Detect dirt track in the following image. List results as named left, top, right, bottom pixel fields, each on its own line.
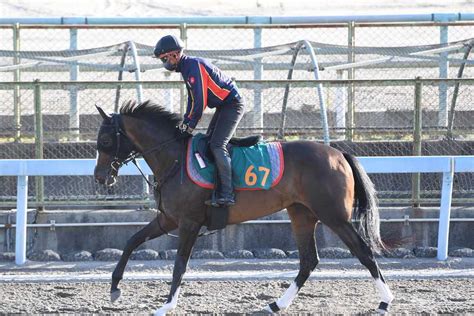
left=1, top=279, right=473, bottom=314
left=1, top=258, right=473, bottom=314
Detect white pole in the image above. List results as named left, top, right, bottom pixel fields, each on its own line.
left=302, top=40, right=330, bottom=144
left=69, top=28, right=79, bottom=141
left=128, top=41, right=143, bottom=102
left=335, top=70, right=346, bottom=138
left=15, top=175, right=28, bottom=265
left=164, top=72, right=174, bottom=112
left=253, top=27, right=263, bottom=133
left=437, top=157, right=454, bottom=260
left=438, top=24, right=449, bottom=127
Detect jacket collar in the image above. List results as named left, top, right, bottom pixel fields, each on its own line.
left=175, top=54, right=187, bottom=72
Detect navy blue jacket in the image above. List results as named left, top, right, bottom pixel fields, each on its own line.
left=176, top=55, right=241, bottom=129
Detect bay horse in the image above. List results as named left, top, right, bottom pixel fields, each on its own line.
left=94, top=100, right=394, bottom=315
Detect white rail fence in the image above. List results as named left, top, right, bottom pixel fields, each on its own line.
left=0, top=156, right=473, bottom=265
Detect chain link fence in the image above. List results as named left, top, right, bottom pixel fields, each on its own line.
left=0, top=21, right=473, bottom=207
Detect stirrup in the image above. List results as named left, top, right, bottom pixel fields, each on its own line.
left=216, top=196, right=235, bottom=207
left=205, top=191, right=235, bottom=207
left=205, top=191, right=220, bottom=207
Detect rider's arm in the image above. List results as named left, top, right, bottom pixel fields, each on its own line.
left=183, top=60, right=207, bottom=129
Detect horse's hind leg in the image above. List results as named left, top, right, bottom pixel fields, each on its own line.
left=111, top=212, right=177, bottom=302
left=329, top=221, right=394, bottom=313
left=154, top=218, right=202, bottom=316
left=265, top=203, right=319, bottom=313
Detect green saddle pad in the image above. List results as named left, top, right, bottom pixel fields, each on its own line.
left=188, top=133, right=276, bottom=190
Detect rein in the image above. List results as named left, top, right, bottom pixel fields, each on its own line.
left=108, top=115, right=217, bottom=238
left=110, top=113, right=186, bottom=189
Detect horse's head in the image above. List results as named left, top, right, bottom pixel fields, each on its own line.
left=94, top=105, right=137, bottom=186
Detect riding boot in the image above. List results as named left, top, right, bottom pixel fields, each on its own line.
left=212, top=148, right=235, bottom=207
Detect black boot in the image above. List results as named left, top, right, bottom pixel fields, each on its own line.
left=212, top=147, right=235, bottom=207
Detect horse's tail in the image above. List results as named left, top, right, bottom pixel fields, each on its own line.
left=343, top=152, right=385, bottom=254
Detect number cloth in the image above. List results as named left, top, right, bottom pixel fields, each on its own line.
left=186, top=133, right=284, bottom=190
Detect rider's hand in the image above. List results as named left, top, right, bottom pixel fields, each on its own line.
left=178, top=122, right=194, bottom=135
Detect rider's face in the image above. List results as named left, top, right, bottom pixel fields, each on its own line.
left=158, top=50, right=180, bottom=71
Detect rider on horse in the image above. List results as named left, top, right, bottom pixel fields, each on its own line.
left=154, top=34, right=245, bottom=207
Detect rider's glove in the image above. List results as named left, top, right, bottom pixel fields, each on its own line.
left=178, top=122, right=194, bottom=135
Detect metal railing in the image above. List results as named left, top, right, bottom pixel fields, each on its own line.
left=0, top=78, right=473, bottom=207
left=1, top=156, right=473, bottom=264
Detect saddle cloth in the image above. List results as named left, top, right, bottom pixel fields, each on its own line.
left=186, top=133, right=284, bottom=190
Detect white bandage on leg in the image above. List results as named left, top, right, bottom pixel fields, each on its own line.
left=276, top=281, right=299, bottom=310
left=154, top=287, right=181, bottom=316
left=374, top=278, right=394, bottom=304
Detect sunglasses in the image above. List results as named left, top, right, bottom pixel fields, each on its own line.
left=157, top=52, right=175, bottom=63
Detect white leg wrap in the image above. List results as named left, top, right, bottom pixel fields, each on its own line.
left=263, top=281, right=299, bottom=312
left=154, top=287, right=181, bottom=316
left=374, top=278, right=394, bottom=304
left=277, top=281, right=299, bottom=309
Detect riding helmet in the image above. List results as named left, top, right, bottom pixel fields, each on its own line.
left=154, top=35, right=184, bottom=57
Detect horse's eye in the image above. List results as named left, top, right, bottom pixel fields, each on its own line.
left=99, top=134, right=113, bottom=148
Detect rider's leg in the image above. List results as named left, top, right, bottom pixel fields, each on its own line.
left=209, top=100, right=244, bottom=206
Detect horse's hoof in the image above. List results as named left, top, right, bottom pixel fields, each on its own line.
left=376, top=301, right=390, bottom=314
left=261, top=302, right=280, bottom=314
left=260, top=306, right=274, bottom=314
left=110, top=289, right=122, bottom=303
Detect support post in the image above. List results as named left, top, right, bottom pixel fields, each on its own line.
left=278, top=41, right=303, bottom=140
left=15, top=175, right=28, bottom=265
left=253, top=27, right=263, bottom=134
left=412, top=77, right=422, bottom=207
left=437, top=158, right=454, bottom=260
left=346, top=21, right=355, bottom=141
left=13, top=23, right=21, bottom=142
left=128, top=41, right=143, bottom=102
left=180, top=24, right=188, bottom=116
left=438, top=23, right=449, bottom=127
left=302, top=40, right=330, bottom=144
left=164, top=72, right=174, bottom=112
left=128, top=41, right=147, bottom=197
left=114, top=43, right=129, bottom=112
left=335, top=70, right=346, bottom=139
left=69, top=28, right=80, bottom=141
left=34, top=80, right=44, bottom=210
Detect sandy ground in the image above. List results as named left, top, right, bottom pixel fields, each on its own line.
left=1, top=258, right=473, bottom=314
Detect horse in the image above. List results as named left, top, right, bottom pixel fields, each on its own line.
left=94, top=100, right=394, bottom=315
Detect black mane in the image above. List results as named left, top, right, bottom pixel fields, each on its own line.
left=119, top=100, right=181, bottom=128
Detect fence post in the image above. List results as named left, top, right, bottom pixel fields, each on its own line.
left=69, top=28, right=80, bottom=141
left=253, top=27, right=263, bottom=134
left=15, top=175, right=28, bottom=265
left=412, top=77, right=422, bottom=207
left=179, top=24, right=188, bottom=116
left=128, top=41, right=143, bottom=102
left=438, top=23, right=449, bottom=127
left=437, top=157, right=454, bottom=260
left=34, top=80, right=44, bottom=210
left=13, top=23, right=21, bottom=142
left=346, top=21, right=355, bottom=141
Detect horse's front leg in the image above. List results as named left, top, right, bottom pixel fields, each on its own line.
left=154, top=219, right=202, bottom=316
left=111, top=213, right=177, bottom=302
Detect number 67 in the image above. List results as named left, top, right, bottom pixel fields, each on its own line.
left=244, top=165, right=270, bottom=186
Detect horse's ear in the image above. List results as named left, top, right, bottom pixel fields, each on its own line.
left=95, top=104, right=111, bottom=120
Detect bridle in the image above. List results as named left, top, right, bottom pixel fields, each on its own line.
left=100, top=113, right=215, bottom=238
left=105, top=113, right=187, bottom=189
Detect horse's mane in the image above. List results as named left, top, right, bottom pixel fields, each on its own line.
left=119, top=100, right=181, bottom=128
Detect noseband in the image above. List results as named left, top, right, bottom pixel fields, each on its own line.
left=105, top=114, right=188, bottom=187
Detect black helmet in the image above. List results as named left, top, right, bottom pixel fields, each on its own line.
left=154, top=35, right=184, bottom=57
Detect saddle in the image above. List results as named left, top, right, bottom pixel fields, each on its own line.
left=195, top=134, right=262, bottom=163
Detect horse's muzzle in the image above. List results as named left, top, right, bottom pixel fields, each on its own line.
left=94, top=165, right=118, bottom=187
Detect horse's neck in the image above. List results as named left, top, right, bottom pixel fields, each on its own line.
left=125, top=120, right=180, bottom=175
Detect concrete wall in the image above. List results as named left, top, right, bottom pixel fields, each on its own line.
left=1, top=207, right=473, bottom=255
